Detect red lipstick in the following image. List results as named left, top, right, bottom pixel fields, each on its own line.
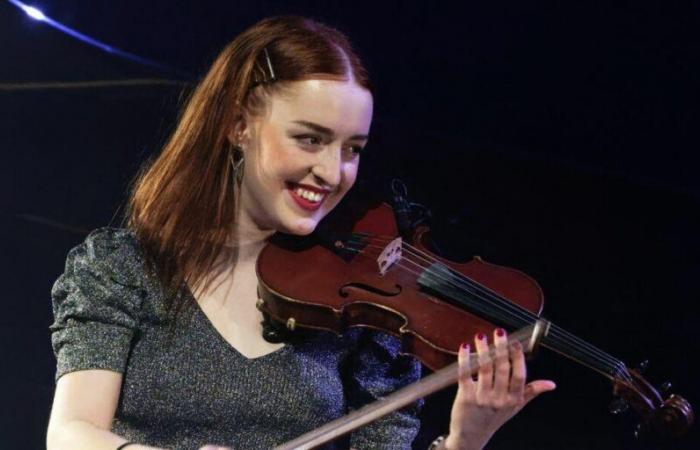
left=287, top=183, right=329, bottom=212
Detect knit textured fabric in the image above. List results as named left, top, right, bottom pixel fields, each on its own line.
left=50, top=228, right=421, bottom=450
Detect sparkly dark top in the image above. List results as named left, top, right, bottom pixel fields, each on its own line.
left=50, top=228, right=422, bottom=450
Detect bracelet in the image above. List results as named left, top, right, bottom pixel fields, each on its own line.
left=116, top=442, right=135, bottom=450
left=428, top=435, right=447, bottom=450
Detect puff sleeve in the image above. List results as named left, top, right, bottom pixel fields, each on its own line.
left=346, top=329, right=423, bottom=450
left=50, top=227, right=147, bottom=381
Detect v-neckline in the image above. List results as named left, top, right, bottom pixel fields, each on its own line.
left=183, top=284, right=290, bottom=361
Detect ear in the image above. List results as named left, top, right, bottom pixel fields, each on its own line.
left=226, top=118, right=249, bottom=149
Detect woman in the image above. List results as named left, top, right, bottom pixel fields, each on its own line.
left=46, top=16, right=555, bottom=450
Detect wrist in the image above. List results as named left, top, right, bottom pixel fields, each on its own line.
left=442, top=432, right=486, bottom=450
left=428, top=435, right=447, bottom=450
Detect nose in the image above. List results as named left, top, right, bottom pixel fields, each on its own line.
left=311, top=145, right=343, bottom=189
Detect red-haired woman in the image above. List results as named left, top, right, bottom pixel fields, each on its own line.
left=46, top=16, right=555, bottom=450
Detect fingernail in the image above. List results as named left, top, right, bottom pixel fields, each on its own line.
left=496, top=327, right=505, bottom=337
left=477, top=332, right=486, bottom=341
left=461, top=342, right=470, bottom=351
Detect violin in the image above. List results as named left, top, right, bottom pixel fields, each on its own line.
left=255, top=196, right=694, bottom=444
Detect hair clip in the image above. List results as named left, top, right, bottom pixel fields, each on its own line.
left=250, top=47, right=277, bottom=89
left=263, top=47, right=276, bottom=82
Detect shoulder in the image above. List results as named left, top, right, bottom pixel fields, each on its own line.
left=62, top=227, right=147, bottom=287
left=77, top=227, right=140, bottom=263
left=51, top=227, right=159, bottom=379
left=51, top=227, right=166, bottom=326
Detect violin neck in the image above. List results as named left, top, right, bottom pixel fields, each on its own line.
left=418, top=262, right=628, bottom=380
left=539, top=322, right=628, bottom=380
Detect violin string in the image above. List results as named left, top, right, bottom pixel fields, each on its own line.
left=342, top=242, right=629, bottom=381
left=389, top=240, right=631, bottom=380
left=342, top=235, right=631, bottom=381
left=391, top=247, right=629, bottom=379
left=350, top=233, right=630, bottom=373
left=345, top=237, right=553, bottom=333
left=346, top=246, right=630, bottom=382
left=546, top=323, right=629, bottom=380
left=345, top=240, right=551, bottom=334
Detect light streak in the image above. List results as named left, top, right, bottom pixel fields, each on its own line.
left=6, top=0, right=191, bottom=79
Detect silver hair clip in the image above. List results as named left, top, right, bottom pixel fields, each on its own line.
left=251, top=47, right=277, bottom=89
left=263, top=47, right=276, bottom=81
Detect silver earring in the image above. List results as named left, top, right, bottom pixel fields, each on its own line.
left=229, top=146, right=244, bottom=173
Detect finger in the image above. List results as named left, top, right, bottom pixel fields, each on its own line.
left=474, top=332, right=493, bottom=395
left=508, top=340, right=526, bottom=399
left=492, top=328, right=510, bottom=396
left=457, top=342, right=476, bottom=401
left=523, top=379, right=557, bottom=404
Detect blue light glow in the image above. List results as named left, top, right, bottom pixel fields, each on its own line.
left=22, top=5, right=46, bottom=21
left=7, top=0, right=191, bottom=78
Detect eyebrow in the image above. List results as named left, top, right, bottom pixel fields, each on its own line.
left=292, top=120, right=369, bottom=141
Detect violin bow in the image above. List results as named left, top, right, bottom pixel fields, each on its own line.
left=273, top=320, right=550, bottom=450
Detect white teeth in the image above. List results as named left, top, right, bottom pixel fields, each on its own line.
left=294, top=187, right=324, bottom=203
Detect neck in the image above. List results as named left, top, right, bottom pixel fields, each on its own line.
left=228, top=208, right=276, bottom=265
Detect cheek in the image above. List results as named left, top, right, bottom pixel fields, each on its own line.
left=256, top=139, right=299, bottom=183
left=342, top=161, right=360, bottom=189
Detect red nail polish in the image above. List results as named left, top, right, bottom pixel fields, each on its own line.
left=496, top=328, right=505, bottom=337
left=477, top=332, right=486, bottom=341
left=461, top=342, right=470, bottom=350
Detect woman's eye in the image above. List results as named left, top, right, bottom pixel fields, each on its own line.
left=293, top=134, right=365, bottom=156
left=341, top=146, right=363, bottom=157
left=295, top=135, right=322, bottom=146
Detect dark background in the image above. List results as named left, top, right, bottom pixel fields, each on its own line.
left=1, top=1, right=698, bottom=449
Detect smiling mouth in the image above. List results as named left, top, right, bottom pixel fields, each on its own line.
left=286, top=182, right=329, bottom=211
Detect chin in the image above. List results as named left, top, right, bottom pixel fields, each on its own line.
left=281, top=218, right=320, bottom=236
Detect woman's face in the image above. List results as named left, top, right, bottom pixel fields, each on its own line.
left=236, top=79, right=373, bottom=236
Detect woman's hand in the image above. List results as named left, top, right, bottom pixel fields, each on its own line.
left=444, top=328, right=556, bottom=450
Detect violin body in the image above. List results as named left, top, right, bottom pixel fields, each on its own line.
left=256, top=202, right=543, bottom=370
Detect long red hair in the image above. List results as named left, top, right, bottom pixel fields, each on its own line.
left=126, top=16, right=371, bottom=316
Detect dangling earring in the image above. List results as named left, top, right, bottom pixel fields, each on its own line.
left=229, top=144, right=245, bottom=173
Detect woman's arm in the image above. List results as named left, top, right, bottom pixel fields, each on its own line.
left=48, top=229, right=158, bottom=449
left=46, top=369, right=164, bottom=450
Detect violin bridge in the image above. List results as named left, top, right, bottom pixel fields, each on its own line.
left=377, top=237, right=403, bottom=276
